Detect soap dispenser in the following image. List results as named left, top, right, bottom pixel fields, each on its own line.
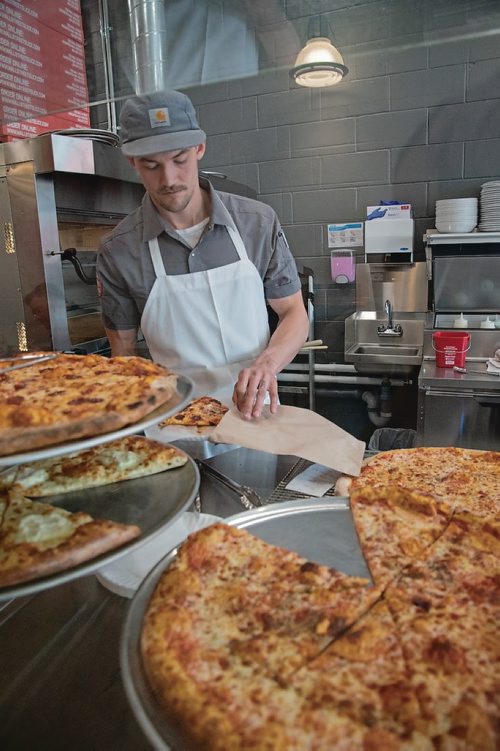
left=454, top=313, right=468, bottom=329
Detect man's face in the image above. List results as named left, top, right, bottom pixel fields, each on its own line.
left=129, top=143, right=205, bottom=217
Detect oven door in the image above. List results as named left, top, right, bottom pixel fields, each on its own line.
left=417, top=387, right=500, bottom=450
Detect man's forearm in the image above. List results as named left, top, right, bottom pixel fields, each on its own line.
left=105, top=326, right=139, bottom=357
left=255, top=296, right=309, bottom=374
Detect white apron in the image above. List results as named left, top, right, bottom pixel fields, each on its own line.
left=140, top=224, right=270, bottom=402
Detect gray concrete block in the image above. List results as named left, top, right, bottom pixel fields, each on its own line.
left=465, top=138, right=500, bottom=178
left=260, top=156, right=321, bottom=192
left=292, top=188, right=357, bottom=223
left=467, top=58, right=500, bottom=102
left=202, top=134, right=231, bottom=169
left=282, top=224, right=324, bottom=257
left=354, top=46, right=427, bottom=79
left=469, top=32, right=500, bottom=62
left=258, top=88, right=321, bottom=127
left=391, top=65, right=465, bottom=110
left=430, top=100, right=500, bottom=143
left=356, top=109, right=427, bottom=151
left=230, top=126, right=290, bottom=164
left=291, top=118, right=354, bottom=153
left=429, top=40, right=467, bottom=67
left=320, top=77, right=390, bottom=119
left=322, top=151, right=389, bottom=186
left=199, top=97, right=257, bottom=135
left=294, top=255, right=331, bottom=289
left=185, top=81, right=230, bottom=106
left=259, top=193, right=293, bottom=225
left=391, top=143, right=463, bottom=182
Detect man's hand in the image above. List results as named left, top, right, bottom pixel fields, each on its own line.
left=232, top=357, right=279, bottom=420
left=232, top=290, right=309, bottom=419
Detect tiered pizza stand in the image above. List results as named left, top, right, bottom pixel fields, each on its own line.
left=0, top=384, right=367, bottom=750
left=0, top=374, right=198, bottom=603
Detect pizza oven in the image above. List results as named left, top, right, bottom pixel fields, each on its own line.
left=0, top=132, right=145, bottom=356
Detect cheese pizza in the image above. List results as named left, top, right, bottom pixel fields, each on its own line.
left=139, top=470, right=500, bottom=750
left=0, top=353, right=178, bottom=456
left=0, top=436, right=187, bottom=497
left=159, top=396, right=228, bottom=429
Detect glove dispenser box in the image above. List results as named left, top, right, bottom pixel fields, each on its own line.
left=364, top=218, right=414, bottom=258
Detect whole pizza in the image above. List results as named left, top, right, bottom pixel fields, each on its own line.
left=139, top=447, right=500, bottom=750
left=0, top=353, right=178, bottom=455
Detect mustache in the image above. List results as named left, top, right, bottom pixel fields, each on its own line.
left=158, top=185, right=187, bottom=194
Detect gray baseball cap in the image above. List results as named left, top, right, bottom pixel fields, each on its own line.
left=119, top=90, right=206, bottom=157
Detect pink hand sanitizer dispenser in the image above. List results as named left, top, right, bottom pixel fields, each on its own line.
left=331, top=250, right=356, bottom=284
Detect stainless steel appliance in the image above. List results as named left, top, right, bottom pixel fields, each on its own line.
left=417, top=238, right=500, bottom=450
left=0, top=132, right=144, bottom=355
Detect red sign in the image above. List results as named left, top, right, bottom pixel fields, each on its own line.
left=0, top=0, right=90, bottom=140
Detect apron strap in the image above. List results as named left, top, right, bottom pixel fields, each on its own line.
left=226, top=224, right=249, bottom=261
left=148, top=237, right=167, bottom=278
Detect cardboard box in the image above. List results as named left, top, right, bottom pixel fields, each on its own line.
left=366, top=204, right=412, bottom=220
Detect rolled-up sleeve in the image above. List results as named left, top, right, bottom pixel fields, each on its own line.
left=263, top=219, right=301, bottom=300
left=96, top=244, right=141, bottom=330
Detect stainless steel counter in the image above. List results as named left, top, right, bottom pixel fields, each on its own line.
left=419, top=360, right=500, bottom=390
left=0, top=447, right=305, bottom=751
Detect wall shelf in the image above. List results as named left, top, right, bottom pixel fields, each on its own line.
left=424, top=230, right=500, bottom=245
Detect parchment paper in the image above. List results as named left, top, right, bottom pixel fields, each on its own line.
left=210, top=405, right=365, bottom=477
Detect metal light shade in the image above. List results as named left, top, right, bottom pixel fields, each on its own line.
left=291, top=37, right=348, bottom=87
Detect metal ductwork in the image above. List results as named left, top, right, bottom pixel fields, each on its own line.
left=127, top=0, right=168, bottom=94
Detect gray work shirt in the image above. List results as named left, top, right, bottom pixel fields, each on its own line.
left=97, top=178, right=301, bottom=330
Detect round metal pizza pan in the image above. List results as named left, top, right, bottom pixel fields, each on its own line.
left=0, top=374, right=194, bottom=467
left=120, top=498, right=369, bottom=751
left=0, top=447, right=200, bottom=603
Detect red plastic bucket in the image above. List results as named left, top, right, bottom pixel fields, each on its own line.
left=432, top=331, right=471, bottom=368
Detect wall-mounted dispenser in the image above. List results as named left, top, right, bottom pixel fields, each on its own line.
left=331, top=249, right=356, bottom=284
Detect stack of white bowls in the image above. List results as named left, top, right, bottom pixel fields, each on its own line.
left=479, top=181, right=500, bottom=231
left=435, top=198, right=478, bottom=233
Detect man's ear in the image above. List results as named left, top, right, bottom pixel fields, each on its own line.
left=195, top=142, right=206, bottom=161
left=127, top=156, right=136, bottom=169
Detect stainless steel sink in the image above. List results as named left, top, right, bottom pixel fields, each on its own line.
left=344, top=312, right=425, bottom=376
left=353, top=345, right=421, bottom=357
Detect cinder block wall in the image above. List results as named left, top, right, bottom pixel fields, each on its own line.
left=82, top=0, right=500, bottom=365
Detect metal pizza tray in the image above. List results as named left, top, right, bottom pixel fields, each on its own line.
left=0, top=374, right=194, bottom=467
left=120, top=499, right=370, bottom=751
left=0, top=448, right=200, bottom=602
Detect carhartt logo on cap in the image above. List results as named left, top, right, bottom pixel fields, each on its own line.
left=148, top=107, right=170, bottom=129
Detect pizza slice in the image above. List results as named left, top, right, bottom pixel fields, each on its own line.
left=383, top=513, right=500, bottom=748
left=349, top=485, right=454, bottom=586
left=0, top=492, right=140, bottom=587
left=335, top=447, right=500, bottom=519
left=0, top=436, right=188, bottom=497
left=159, top=396, right=228, bottom=428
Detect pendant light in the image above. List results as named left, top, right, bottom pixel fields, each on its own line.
left=290, top=15, right=348, bottom=88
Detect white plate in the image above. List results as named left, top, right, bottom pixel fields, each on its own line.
left=97, top=511, right=222, bottom=598
left=0, top=375, right=194, bottom=467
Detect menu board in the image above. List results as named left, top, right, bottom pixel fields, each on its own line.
left=0, top=0, right=90, bottom=140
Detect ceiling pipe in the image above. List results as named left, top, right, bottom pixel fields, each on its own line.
left=127, top=0, right=168, bottom=94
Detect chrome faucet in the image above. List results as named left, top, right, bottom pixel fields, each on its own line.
left=377, top=299, right=403, bottom=336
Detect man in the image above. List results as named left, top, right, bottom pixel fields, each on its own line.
left=97, top=89, right=309, bottom=419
